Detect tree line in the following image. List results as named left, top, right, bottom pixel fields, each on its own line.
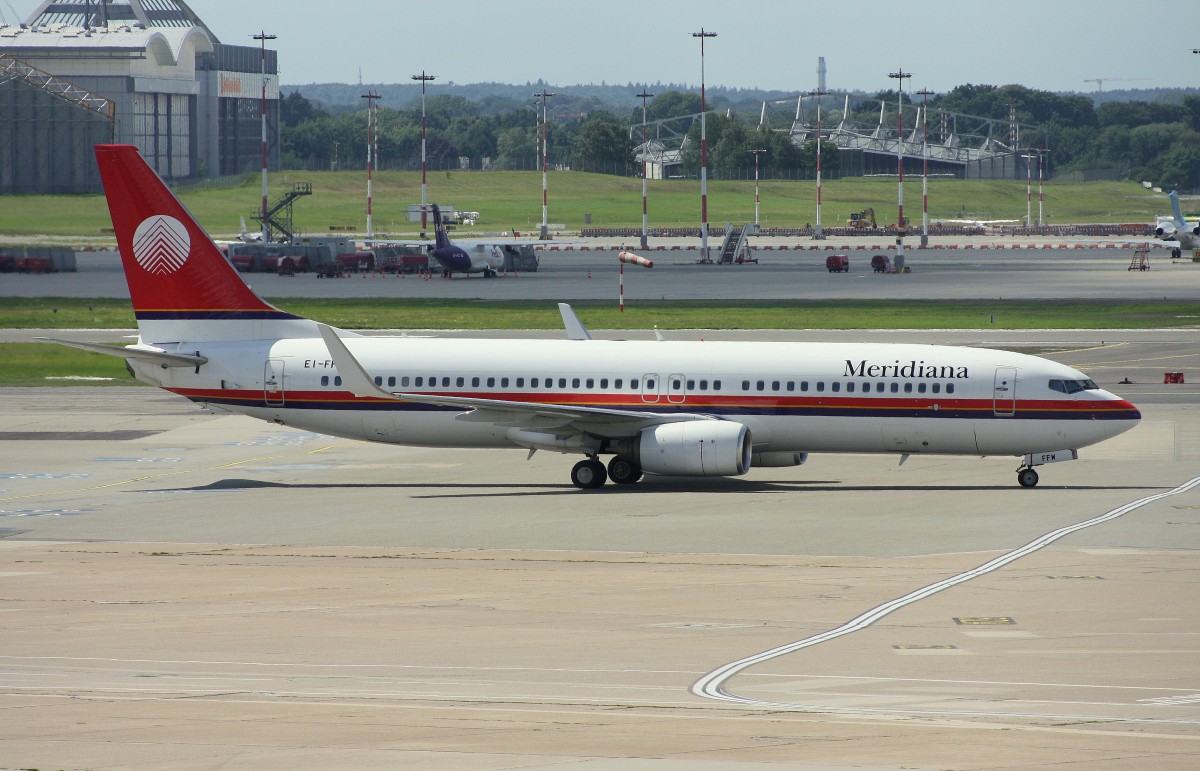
left=280, top=83, right=1200, bottom=191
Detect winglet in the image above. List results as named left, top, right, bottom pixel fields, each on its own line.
left=317, top=324, right=401, bottom=400
left=558, top=303, right=592, bottom=340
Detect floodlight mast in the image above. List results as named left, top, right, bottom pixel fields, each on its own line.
left=253, top=31, right=276, bottom=243
left=751, top=148, right=766, bottom=226
left=916, top=87, right=935, bottom=246
left=412, top=71, right=436, bottom=237
left=533, top=89, right=556, bottom=239
left=637, top=89, right=655, bottom=250
left=692, top=28, right=716, bottom=262
left=360, top=90, right=381, bottom=238
left=807, top=88, right=829, bottom=239
left=888, top=68, right=912, bottom=260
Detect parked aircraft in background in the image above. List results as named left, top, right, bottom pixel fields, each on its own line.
left=45, top=145, right=1142, bottom=490
left=1154, top=190, right=1200, bottom=258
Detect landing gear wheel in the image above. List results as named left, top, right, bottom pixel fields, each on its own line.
left=1017, top=468, right=1039, bottom=488
left=607, top=456, right=643, bottom=485
left=571, top=458, right=607, bottom=489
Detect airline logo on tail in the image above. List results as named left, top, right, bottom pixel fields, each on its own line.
left=132, top=215, right=190, bottom=275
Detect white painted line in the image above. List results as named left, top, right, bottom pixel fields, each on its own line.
left=692, top=475, right=1200, bottom=711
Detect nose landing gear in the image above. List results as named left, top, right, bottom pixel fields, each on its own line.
left=1016, top=467, right=1040, bottom=488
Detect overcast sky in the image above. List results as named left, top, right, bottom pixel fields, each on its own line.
left=6, top=0, right=1199, bottom=95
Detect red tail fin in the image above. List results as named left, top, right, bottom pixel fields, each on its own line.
left=95, top=145, right=297, bottom=325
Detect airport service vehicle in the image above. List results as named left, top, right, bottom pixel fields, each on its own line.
left=46, top=145, right=1142, bottom=490
left=826, top=254, right=850, bottom=272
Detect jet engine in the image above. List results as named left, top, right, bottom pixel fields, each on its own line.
left=609, top=421, right=752, bottom=477
left=751, top=451, right=808, bottom=467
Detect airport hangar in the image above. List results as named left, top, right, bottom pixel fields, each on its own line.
left=0, top=0, right=279, bottom=194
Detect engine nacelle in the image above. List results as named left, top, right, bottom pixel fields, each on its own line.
left=1192, top=226, right=1200, bottom=237
left=752, top=451, right=808, bottom=467
left=632, top=421, right=752, bottom=477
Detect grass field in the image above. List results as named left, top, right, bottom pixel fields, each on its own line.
left=2, top=297, right=1196, bottom=332
left=0, top=170, right=1166, bottom=242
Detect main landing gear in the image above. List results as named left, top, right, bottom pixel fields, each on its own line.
left=570, top=456, right=643, bottom=489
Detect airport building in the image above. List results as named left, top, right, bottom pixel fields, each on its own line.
left=0, top=0, right=278, bottom=194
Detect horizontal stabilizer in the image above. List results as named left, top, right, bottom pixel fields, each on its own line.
left=35, top=337, right=208, bottom=367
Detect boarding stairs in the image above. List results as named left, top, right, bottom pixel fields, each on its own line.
left=718, top=224, right=756, bottom=264
left=250, top=182, right=312, bottom=242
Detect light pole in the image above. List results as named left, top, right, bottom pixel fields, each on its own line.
left=750, top=147, right=766, bottom=227
left=807, top=88, right=829, bottom=239
left=412, top=70, right=436, bottom=237
left=1023, top=148, right=1035, bottom=228
left=637, top=89, right=654, bottom=250
left=916, top=87, right=934, bottom=247
left=533, top=89, right=556, bottom=239
left=253, top=30, right=276, bottom=243
left=692, top=28, right=716, bottom=262
left=888, top=69, right=912, bottom=262
left=361, top=90, right=380, bottom=238
left=1037, top=147, right=1046, bottom=226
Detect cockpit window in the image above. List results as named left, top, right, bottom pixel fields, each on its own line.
left=1049, top=378, right=1099, bottom=394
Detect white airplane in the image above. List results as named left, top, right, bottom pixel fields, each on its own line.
left=44, top=145, right=1142, bottom=490
left=370, top=204, right=546, bottom=278
left=238, top=216, right=263, bottom=243
left=1154, top=191, right=1200, bottom=258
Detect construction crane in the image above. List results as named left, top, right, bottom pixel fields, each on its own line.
left=1084, top=77, right=1152, bottom=92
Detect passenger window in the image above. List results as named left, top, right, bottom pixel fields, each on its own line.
left=600, top=378, right=608, bottom=389
left=456, top=377, right=465, bottom=387
left=615, top=378, right=623, bottom=389
left=516, top=377, right=525, bottom=388
left=572, top=378, right=581, bottom=388
left=890, top=383, right=899, bottom=393
left=946, top=383, right=955, bottom=394
left=932, top=383, right=941, bottom=394
left=334, top=376, right=342, bottom=386
left=442, top=377, right=450, bottom=387
left=846, top=382, right=855, bottom=393
left=772, top=381, right=780, bottom=392
left=786, top=381, right=795, bottom=392
left=800, top=381, right=809, bottom=392
left=388, top=376, right=396, bottom=387
left=904, top=383, right=913, bottom=393
left=832, top=382, right=841, bottom=392
left=501, top=377, right=509, bottom=388
left=472, top=377, right=480, bottom=387
left=816, top=381, right=825, bottom=392
left=686, top=379, right=694, bottom=390
left=918, top=382, right=926, bottom=394
left=373, top=376, right=382, bottom=386
left=646, top=379, right=655, bottom=389
left=587, top=378, right=595, bottom=389
left=487, top=377, right=496, bottom=387
left=713, top=380, right=721, bottom=390
left=401, top=376, right=410, bottom=387
left=631, top=378, right=639, bottom=389
left=321, top=376, right=329, bottom=386
left=742, top=380, right=750, bottom=390
left=876, top=382, right=885, bottom=393
left=756, top=380, right=765, bottom=391
left=862, top=381, right=870, bottom=392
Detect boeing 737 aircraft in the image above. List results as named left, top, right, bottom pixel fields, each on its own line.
left=1154, top=190, right=1200, bottom=258
left=47, top=145, right=1141, bottom=490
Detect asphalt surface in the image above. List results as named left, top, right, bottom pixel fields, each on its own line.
left=1, top=239, right=1198, bottom=769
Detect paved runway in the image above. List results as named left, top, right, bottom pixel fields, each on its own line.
left=2, top=325, right=1199, bottom=768
left=4, top=241, right=1199, bottom=301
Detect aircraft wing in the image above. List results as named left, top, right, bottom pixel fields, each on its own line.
left=317, top=324, right=711, bottom=436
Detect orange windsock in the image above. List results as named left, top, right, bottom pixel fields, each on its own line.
left=617, top=251, right=653, bottom=268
